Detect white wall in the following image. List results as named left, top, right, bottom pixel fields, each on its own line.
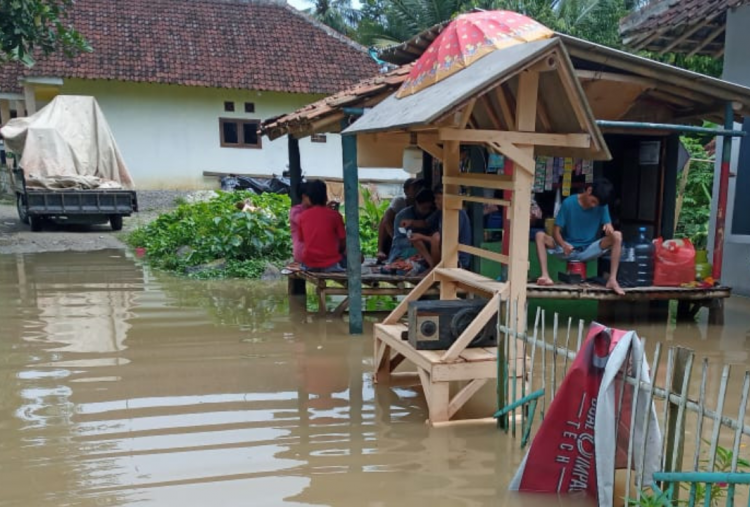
left=708, top=3, right=750, bottom=296
left=57, top=79, right=406, bottom=189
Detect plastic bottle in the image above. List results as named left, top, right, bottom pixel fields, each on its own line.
left=634, top=227, right=655, bottom=287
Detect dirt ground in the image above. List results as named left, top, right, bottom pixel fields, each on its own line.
left=0, top=194, right=177, bottom=255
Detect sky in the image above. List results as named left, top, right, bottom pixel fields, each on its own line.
left=286, top=0, right=362, bottom=11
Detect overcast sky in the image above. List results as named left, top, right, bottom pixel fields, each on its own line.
left=287, top=0, right=362, bottom=12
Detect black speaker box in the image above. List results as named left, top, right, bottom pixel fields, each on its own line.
left=406, top=299, right=498, bottom=351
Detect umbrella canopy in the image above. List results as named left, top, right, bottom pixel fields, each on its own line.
left=396, top=10, right=553, bottom=98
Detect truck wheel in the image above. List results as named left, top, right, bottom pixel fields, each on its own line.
left=110, top=215, right=123, bottom=231
left=30, top=216, right=44, bottom=232
left=16, top=194, right=29, bottom=224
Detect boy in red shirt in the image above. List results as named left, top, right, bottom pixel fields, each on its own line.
left=299, top=179, right=346, bottom=272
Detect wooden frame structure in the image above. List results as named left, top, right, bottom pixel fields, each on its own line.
left=343, top=38, right=611, bottom=424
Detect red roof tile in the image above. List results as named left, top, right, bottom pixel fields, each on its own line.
left=620, top=0, right=750, bottom=54
left=260, top=64, right=411, bottom=139
left=2, top=0, right=378, bottom=94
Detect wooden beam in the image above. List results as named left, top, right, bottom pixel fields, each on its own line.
left=488, top=141, right=535, bottom=174
left=439, top=128, right=591, bottom=149
left=646, top=90, right=695, bottom=108
left=481, top=94, right=504, bottom=130
left=660, top=18, right=712, bottom=55
left=457, top=98, right=477, bottom=129
left=509, top=69, right=538, bottom=331
left=633, top=31, right=660, bottom=51
left=418, top=140, right=444, bottom=162
left=448, top=379, right=489, bottom=419
left=383, top=269, right=438, bottom=324
left=537, top=97, right=552, bottom=132
left=457, top=244, right=510, bottom=265
left=442, top=174, right=514, bottom=191
left=445, top=194, right=510, bottom=209
left=442, top=293, right=501, bottom=362
left=687, top=24, right=725, bottom=57
left=576, top=69, right=657, bottom=89
left=496, top=85, right=516, bottom=129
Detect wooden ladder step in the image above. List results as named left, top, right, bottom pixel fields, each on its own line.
left=434, top=268, right=508, bottom=297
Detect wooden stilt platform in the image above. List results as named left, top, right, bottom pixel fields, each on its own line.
left=371, top=267, right=521, bottom=425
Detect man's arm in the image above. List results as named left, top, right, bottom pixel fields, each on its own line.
left=553, top=225, right=574, bottom=255
left=381, top=208, right=396, bottom=237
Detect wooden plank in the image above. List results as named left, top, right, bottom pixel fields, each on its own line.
left=687, top=24, right=725, bottom=58
left=418, top=140, right=444, bottom=162
left=375, top=323, right=433, bottom=372
left=439, top=128, right=591, bottom=149
left=448, top=379, right=489, bottom=419
left=459, top=348, right=496, bottom=362
left=434, top=268, right=508, bottom=295
left=442, top=293, right=501, bottom=362
left=431, top=359, right=497, bottom=381
left=457, top=244, right=510, bottom=265
left=428, top=382, right=450, bottom=422
left=488, top=140, right=536, bottom=174
left=441, top=140, right=461, bottom=294
left=457, top=98, right=477, bottom=128
left=445, top=193, right=510, bottom=209
left=442, top=174, right=514, bottom=191
left=497, top=85, right=516, bottom=129
left=418, top=368, right=432, bottom=407
left=383, top=269, right=437, bottom=325
left=508, top=70, right=538, bottom=331
left=660, top=18, right=711, bottom=55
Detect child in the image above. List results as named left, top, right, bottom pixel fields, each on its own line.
left=298, top=180, right=346, bottom=272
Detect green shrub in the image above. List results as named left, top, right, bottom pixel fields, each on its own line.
left=127, top=191, right=292, bottom=276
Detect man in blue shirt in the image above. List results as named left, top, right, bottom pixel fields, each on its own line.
left=534, top=179, right=625, bottom=295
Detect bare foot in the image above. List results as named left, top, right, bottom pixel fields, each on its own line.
left=536, top=276, right=555, bottom=287
left=606, top=279, right=626, bottom=296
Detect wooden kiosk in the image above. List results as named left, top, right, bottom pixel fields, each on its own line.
left=343, top=38, right=611, bottom=424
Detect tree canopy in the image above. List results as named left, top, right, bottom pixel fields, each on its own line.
left=0, top=0, right=90, bottom=66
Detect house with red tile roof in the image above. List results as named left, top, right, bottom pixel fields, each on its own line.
left=0, top=0, right=379, bottom=188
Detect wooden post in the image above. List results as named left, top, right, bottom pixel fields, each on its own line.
left=508, top=70, right=539, bottom=328
left=22, top=84, right=36, bottom=116
left=441, top=140, right=461, bottom=300
left=288, top=135, right=306, bottom=296
left=468, top=145, right=486, bottom=274
left=664, top=346, right=694, bottom=501
left=341, top=121, right=363, bottom=334
left=0, top=100, right=10, bottom=126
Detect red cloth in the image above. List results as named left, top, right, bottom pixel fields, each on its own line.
left=299, top=206, right=345, bottom=268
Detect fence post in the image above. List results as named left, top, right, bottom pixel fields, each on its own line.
left=663, top=347, right=695, bottom=501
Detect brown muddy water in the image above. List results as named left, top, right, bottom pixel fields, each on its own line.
left=1, top=250, right=749, bottom=507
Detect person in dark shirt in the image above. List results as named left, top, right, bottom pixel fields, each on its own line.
left=298, top=180, right=346, bottom=272
left=387, top=188, right=436, bottom=264
left=408, top=186, right=472, bottom=269
left=376, top=178, right=424, bottom=263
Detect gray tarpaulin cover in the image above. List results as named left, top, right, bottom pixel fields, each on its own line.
left=0, top=95, right=134, bottom=189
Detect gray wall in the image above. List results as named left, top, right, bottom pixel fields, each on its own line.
left=709, top=3, right=750, bottom=296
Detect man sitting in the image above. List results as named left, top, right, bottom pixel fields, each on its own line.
left=298, top=180, right=346, bottom=272
left=534, top=179, right=625, bottom=295
left=379, top=189, right=435, bottom=275
left=376, top=178, right=424, bottom=262
left=408, top=186, right=472, bottom=270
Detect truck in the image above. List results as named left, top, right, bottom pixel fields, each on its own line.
left=1, top=95, right=138, bottom=232
left=12, top=167, right=138, bottom=231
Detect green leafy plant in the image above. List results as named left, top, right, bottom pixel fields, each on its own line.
left=676, top=135, right=715, bottom=251
left=357, top=184, right=389, bottom=257
left=127, top=191, right=292, bottom=278
left=627, top=443, right=750, bottom=507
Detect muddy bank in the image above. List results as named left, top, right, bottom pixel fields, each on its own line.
left=0, top=191, right=190, bottom=255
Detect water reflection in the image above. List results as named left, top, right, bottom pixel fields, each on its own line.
left=1, top=250, right=749, bottom=506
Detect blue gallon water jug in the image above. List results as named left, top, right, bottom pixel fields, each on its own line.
left=634, top=227, right=655, bottom=287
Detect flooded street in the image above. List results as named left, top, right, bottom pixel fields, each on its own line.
left=1, top=250, right=749, bottom=506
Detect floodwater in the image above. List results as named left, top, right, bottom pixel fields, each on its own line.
left=0, top=250, right=749, bottom=507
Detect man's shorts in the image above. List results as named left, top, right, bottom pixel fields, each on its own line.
left=547, top=239, right=609, bottom=262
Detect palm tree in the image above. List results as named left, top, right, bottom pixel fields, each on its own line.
left=304, top=0, right=362, bottom=36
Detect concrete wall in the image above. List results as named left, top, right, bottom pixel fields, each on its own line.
left=53, top=79, right=405, bottom=189
left=708, top=3, right=750, bottom=296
